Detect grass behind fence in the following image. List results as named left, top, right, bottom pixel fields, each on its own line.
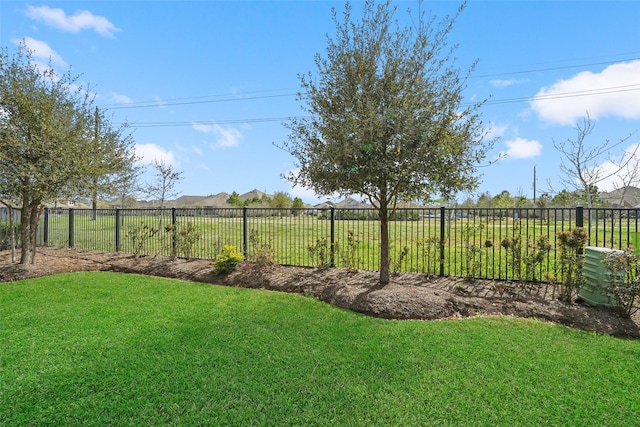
left=2, top=272, right=640, bottom=425
left=37, top=207, right=640, bottom=281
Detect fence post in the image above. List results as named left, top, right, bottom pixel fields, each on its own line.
left=330, top=207, right=335, bottom=267
left=68, top=208, right=74, bottom=248
left=171, top=208, right=177, bottom=257
left=439, top=206, right=446, bottom=276
left=115, top=209, right=121, bottom=252
left=243, top=206, right=248, bottom=259
left=576, top=206, right=584, bottom=228
left=43, top=208, right=49, bottom=247
left=575, top=205, right=584, bottom=254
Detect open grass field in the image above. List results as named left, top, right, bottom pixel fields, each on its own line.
left=2, top=272, right=640, bottom=425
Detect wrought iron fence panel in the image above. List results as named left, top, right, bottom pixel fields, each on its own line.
left=31, top=205, right=640, bottom=282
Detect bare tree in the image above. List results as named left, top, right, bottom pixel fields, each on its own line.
left=143, top=159, right=183, bottom=210
left=112, top=160, right=144, bottom=209
left=554, top=113, right=637, bottom=207
left=142, top=159, right=183, bottom=231
left=608, top=145, right=640, bottom=207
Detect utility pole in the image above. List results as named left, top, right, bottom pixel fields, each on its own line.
left=533, top=166, right=537, bottom=204
left=92, top=107, right=99, bottom=220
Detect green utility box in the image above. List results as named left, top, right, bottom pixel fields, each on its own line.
left=579, top=247, right=620, bottom=307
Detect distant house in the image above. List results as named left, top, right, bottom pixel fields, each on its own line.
left=192, top=193, right=232, bottom=208
left=334, top=197, right=370, bottom=209
left=165, top=195, right=208, bottom=208
left=240, top=189, right=267, bottom=202
left=600, top=186, right=640, bottom=208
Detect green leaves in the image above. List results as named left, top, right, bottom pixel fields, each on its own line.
left=279, top=0, right=491, bottom=283
left=0, top=42, right=140, bottom=262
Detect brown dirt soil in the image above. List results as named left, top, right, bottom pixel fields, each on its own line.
left=2, top=247, right=639, bottom=338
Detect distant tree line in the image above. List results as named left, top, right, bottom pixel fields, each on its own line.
left=226, top=191, right=304, bottom=211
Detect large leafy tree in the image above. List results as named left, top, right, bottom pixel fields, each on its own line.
left=0, top=43, right=97, bottom=263
left=280, top=1, right=492, bottom=284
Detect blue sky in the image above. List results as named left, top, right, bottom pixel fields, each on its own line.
left=1, top=1, right=639, bottom=204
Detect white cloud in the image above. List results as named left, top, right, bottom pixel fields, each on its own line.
left=485, top=123, right=507, bottom=140
left=586, top=142, right=640, bottom=192
left=12, top=37, right=67, bottom=68
left=501, top=137, right=542, bottom=159
left=193, top=123, right=243, bottom=148
left=490, top=78, right=527, bottom=88
left=288, top=184, right=321, bottom=204
left=25, top=5, right=121, bottom=37
left=530, top=60, right=640, bottom=125
left=191, top=123, right=212, bottom=133
left=135, top=143, right=176, bottom=166
left=285, top=168, right=342, bottom=205
left=213, top=125, right=243, bottom=148
left=153, top=96, right=166, bottom=108
left=111, top=93, right=133, bottom=104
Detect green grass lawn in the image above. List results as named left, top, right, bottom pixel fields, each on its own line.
left=2, top=272, right=640, bottom=425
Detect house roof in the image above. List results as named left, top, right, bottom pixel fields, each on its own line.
left=240, top=189, right=266, bottom=201
left=600, top=186, right=640, bottom=207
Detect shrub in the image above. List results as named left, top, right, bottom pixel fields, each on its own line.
left=416, top=236, right=440, bottom=276
left=126, top=224, right=158, bottom=258
left=0, top=220, right=20, bottom=251
left=170, top=222, right=202, bottom=260
left=555, top=227, right=587, bottom=302
left=308, top=237, right=332, bottom=268
left=392, top=245, right=410, bottom=274
left=602, top=247, right=640, bottom=318
left=244, top=229, right=278, bottom=276
left=212, top=245, right=244, bottom=274
left=462, top=223, right=485, bottom=280
left=340, top=230, right=361, bottom=272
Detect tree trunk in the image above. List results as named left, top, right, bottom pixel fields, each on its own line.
left=379, top=203, right=390, bottom=285
left=92, top=192, right=98, bottom=221
left=29, top=204, right=43, bottom=264
left=19, top=198, right=31, bottom=264
left=7, top=205, right=16, bottom=263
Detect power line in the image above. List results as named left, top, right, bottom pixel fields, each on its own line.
left=101, top=58, right=640, bottom=111
left=481, top=83, right=640, bottom=106
left=120, top=84, right=640, bottom=128
left=106, top=56, right=640, bottom=128
left=472, top=57, right=640, bottom=79
left=129, top=116, right=299, bottom=128
left=104, top=92, right=297, bottom=110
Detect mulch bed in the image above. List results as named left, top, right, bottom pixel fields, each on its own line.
left=1, top=247, right=639, bottom=338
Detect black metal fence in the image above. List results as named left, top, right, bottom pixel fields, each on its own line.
left=3, top=205, right=640, bottom=281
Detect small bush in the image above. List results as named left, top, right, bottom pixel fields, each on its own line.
left=555, top=227, right=587, bottom=302
left=212, top=245, right=244, bottom=274
left=416, top=236, right=440, bottom=276
left=0, top=220, right=20, bottom=250
left=247, top=229, right=277, bottom=266
left=126, top=224, right=158, bottom=258
left=308, top=237, right=332, bottom=268
left=340, top=230, right=361, bottom=272
left=602, top=247, right=640, bottom=318
left=166, top=222, right=201, bottom=260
